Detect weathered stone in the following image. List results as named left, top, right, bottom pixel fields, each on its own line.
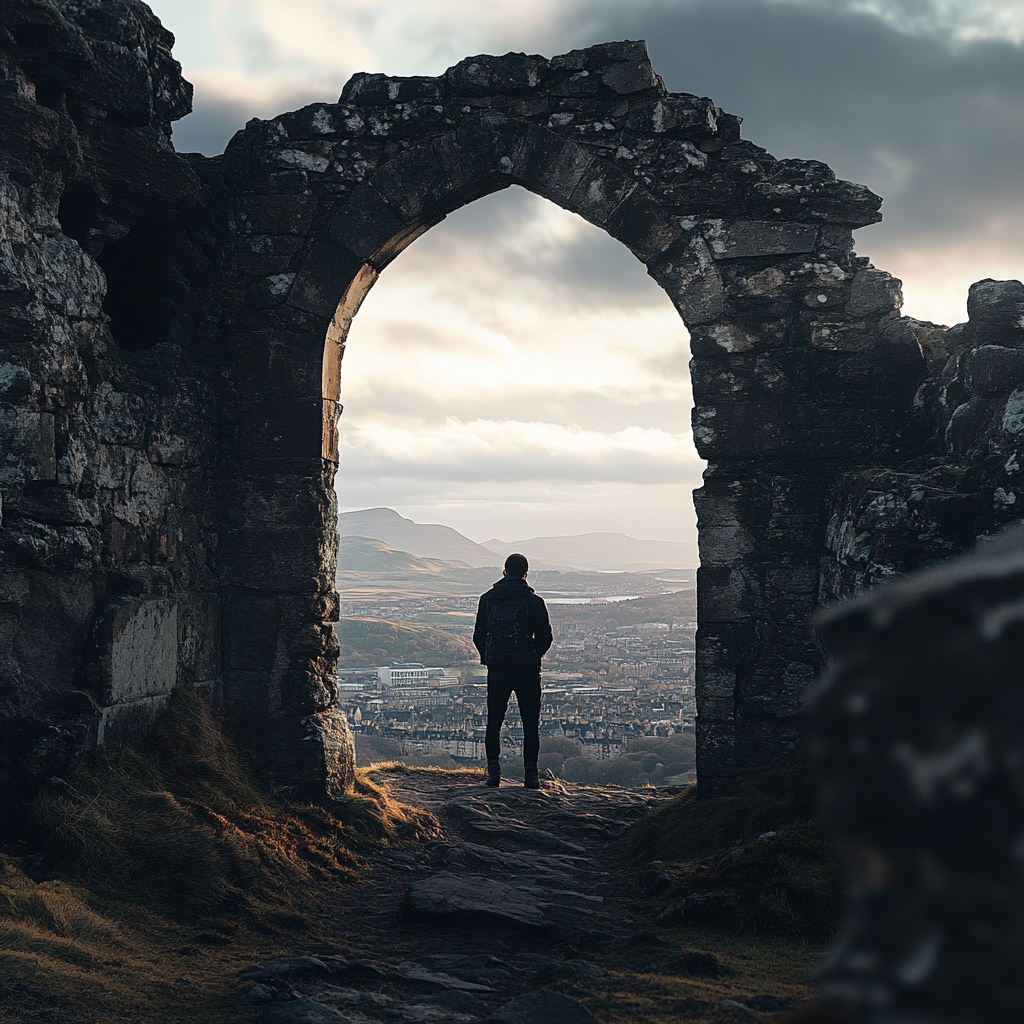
left=483, top=989, right=598, bottom=1024
left=966, top=278, right=1024, bottom=347
left=846, top=267, right=903, bottom=317
left=703, top=220, right=818, bottom=259
left=100, top=597, right=177, bottom=705
left=815, top=526, right=1024, bottom=1024
left=601, top=60, right=658, bottom=95
left=407, top=873, right=552, bottom=929
left=648, top=237, right=726, bottom=325
left=445, top=53, right=545, bottom=97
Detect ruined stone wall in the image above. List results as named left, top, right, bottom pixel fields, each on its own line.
left=0, top=0, right=219, bottom=821
left=821, top=279, right=1024, bottom=596
left=3, top=0, right=1020, bottom=811
left=202, top=41, right=928, bottom=795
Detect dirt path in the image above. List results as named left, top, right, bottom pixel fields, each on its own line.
left=238, top=771, right=819, bottom=1023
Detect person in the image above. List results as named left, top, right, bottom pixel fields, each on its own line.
left=473, top=552, right=553, bottom=789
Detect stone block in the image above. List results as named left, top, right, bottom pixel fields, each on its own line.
left=0, top=409, right=56, bottom=480
left=328, top=184, right=408, bottom=265
left=810, top=322, right=876, bottom=352
left=96, top=693, right=170, bottom=748
left=287, top=235, right=368, bottom=318
left=698, top=564, right=764, bottom=622
left=222, top=594, right=282, bottom=675
left=698, top=525, right=757, bottom=565
left=567, top=162, right=636, bottom=225
left=647, top=237, right=726, bottom=326
left=444, top=53, right=544, bottom=97
left=604, top=187, right=679, bottom=261
left=703, top=220, right=818, bottom=259
left=626, top=96, right=718, bottom=139
left=945, top=398, right=997, bottom=456
left=694, top=720, right=738, bottom=794
left=601, top=59, right=658, bottom=95
left=226, top=398, right=332, bottom=464
left=965, top=345, right=1024, bottom=398
left=176, top=594, right=220, bottom=688
left=439, top=120, right=529, bottom=203
left=513, top=131, right=594, bottom=203
left=228, top=194, right=317, bottom=235
left=371, top=144, right=454, bottom=222
left=342, top=73, right=442, bottom=105
left=225, top=234, right=303, bottom=276
left=846, top=268, right=903, bottom=317
left=966, top=278, right=1024, bottom=348
left=222, top=328, right=326, bottom=402
left=100, top=598, right=177, bottom=705
left=217, top=527, right=328, bottom=592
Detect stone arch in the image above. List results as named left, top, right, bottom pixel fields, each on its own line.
left=212, top=41, right=924, bottom=798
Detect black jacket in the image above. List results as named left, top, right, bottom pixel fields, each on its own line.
left=473, top=576, right=553, bottom=668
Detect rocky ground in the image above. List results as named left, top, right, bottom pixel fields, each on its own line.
left=237, top=769, right=818, bottom=1023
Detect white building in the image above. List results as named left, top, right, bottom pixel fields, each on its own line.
left=377, top=663, right=432, bottom=691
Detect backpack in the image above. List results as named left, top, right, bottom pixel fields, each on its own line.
left=486, top=596, right=533, bottom=665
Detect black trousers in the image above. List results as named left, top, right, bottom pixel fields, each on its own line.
left=485, top=664, right=541, bottom=763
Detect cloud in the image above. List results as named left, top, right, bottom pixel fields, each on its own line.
left=338, top=417, right=698, bottom=484
left=579, top=0, right=1024, bottom=323
left=341, top=187, right=692, bottom=416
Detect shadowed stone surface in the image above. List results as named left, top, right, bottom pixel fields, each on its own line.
left=815, top=525, right=1024, bottom=1023
left=238, top=776, right=668, bottom=1023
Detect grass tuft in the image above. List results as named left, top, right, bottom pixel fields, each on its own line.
left=623, top=753, right=819, bottom=864
left=623, top=754, right=845, bottom=942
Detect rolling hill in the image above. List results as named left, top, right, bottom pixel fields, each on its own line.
left=335, top=616, right=478, bottom=668
left=338, top=508, right=698, bottom=572
left=337, top=536, right=472, bottom=573
left=338, top=508, right=499, bottom=568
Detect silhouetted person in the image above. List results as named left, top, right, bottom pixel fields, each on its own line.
left=473, top=553, right=553, bottom=789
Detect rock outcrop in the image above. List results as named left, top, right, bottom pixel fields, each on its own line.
left=0, top=0, right=222, bottom=825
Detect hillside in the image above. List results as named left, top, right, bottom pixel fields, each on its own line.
left=484, top=531, right=697, bottom=571
left=338, top=508, right=499, bottom=568
left=336, top=616, right=478, bottom=668
left=337, top=536, right=472, bottom=573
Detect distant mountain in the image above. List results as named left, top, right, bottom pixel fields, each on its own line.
left=337, top=536, right=472, bottom=573
left=338, top=508, right=500, bottom=568
left=482, top=532, right=696, bottom=572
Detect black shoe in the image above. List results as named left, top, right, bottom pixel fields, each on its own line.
left=485, top=760, right=501, bottom=787
left=524, top=762, right=540, bottom=789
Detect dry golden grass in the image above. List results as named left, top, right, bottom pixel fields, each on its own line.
left=0, top=691, right=439, bottom=1024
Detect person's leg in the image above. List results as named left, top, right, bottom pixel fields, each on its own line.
left=485, top=669, right=514, bottom=786
left=514, top=673, right=542, bottom=788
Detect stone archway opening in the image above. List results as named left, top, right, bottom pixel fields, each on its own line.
left=330, top=182, right=701, bottom=552
left=213, top=41, right=920, bottom=800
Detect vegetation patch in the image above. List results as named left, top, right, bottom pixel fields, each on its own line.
left=335, top=616, right=477, bottom=668
left=622, top=755, right=845, bottom=942
left=0, top=691, right=439, bottom=1024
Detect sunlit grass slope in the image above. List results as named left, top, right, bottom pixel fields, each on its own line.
left=0, top=691, right=439, bottom=1024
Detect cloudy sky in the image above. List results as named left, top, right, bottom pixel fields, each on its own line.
left=147, top=0, right=1024, bottom=547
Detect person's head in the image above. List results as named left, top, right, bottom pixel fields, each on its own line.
left=503, top=553, right=529, bottom=578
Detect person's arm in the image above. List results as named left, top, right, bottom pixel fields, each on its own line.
left=473, top=595, right=488, bottom=664
left=533, top=598, right=553, bottom=660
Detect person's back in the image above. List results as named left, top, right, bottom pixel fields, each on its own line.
left=473, top=553, right=552, bottom=788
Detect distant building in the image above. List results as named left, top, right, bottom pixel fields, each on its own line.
left=377, top=663, right=431, bottom=691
